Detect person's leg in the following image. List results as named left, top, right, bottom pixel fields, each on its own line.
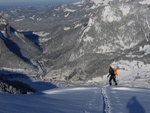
left=109, top=76, right=113, bottom=85
left=113, top=76, right=117, bottom=85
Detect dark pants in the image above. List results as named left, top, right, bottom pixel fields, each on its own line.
left=109, top=76, right=117, bottom=85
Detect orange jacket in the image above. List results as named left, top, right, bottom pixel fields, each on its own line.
left=112, top=68, right=118, bottom=76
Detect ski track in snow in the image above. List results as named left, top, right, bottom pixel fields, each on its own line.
left=102, top=86, right=110, bottom=113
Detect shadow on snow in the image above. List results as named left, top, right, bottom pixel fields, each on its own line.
left=126, top=96, right=145, bottom=113
left=0, top=70, right=57, bottom=93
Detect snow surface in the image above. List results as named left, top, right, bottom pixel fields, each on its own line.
left=139, top=0, right=150, bottom=5
left=83, top=35, right=94, bottom=42
left=1, top=86, right=150, bottom=113
left=119, top=5, right=130, bottom=16
left=139, top=45, right=150, bottom=55
left=74, top=24, right=82, bottom=28
left=33, top=31, right=50, bottom=37
left=88, top=60, right=150, bottom=88
left=64, top=12, right=70, bottom=17
left=64, top=27, right=71, bottom=31
left=14, top=18, right=24, bottom=22
left=126, top=44, right=150, bottom=58
left=91, top=0, right=113, bottom=6
left=102, top=6, right=121, bottom=22
left=64, top=7, right=76, bottom=12
left=0, top=17, right=7, bottom=25
left=111, top=60, right=150, bottom=88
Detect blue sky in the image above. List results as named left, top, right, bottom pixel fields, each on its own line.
left=0, top=0, right=80, bottom=8
left=0, top=0, right=80, bottom=4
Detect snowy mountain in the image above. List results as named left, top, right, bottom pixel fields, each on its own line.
left=1, top=1, right=150, bottom=112
left=0, top=0, right=150, bottom=88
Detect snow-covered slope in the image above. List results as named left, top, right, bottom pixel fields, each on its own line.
left=0, top=86, right=150, bottom=113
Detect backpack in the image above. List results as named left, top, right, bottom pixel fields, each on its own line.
left=112, top=68, right=118, bottom=76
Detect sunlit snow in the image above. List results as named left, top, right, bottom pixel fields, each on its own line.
left=1, top=86, right=150, bottom=113
left=102, top=6, right=121, bottom=22
left=64, top=8, right=76, bottom=12
left=33, top=31, right=50, bottom=37
left=64, top=12, right=70, bottom=17
left=64, top=27, right=70, bottom=31
left=119, top=5, right=130, bottom=16
left=139, top=45, right=150, bottom=55
left=74, top=24, right=82, bottom=28
left=91, top=0, right=113, bottom=6
left=83, top=35, right=94, bottom=42
left=15, top=18, right=24, bottom=22
left=139, top=0, right=150, bottom=5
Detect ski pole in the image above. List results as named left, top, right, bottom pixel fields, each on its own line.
left=106, top=75, right=109, bottom=85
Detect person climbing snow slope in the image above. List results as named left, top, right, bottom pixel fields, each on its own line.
left=107, top=66, right=118, bottom=86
